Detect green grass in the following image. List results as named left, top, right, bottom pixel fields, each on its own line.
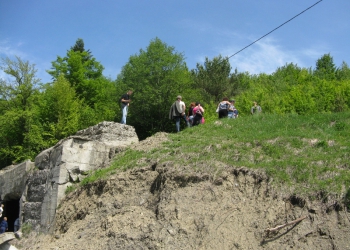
left=21, top=222, right=32, bottom=237
left=73, top=111, right=350, bottom=206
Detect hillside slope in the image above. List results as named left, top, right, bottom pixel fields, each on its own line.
left=14, top=161, right=350, bottom=249
left=13, top=113, right=350, bottom=249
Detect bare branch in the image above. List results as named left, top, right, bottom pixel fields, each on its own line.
left=265, top=215, right=307, bottom=233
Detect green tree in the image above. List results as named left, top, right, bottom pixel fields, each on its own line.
left=191, top=55, right=231, bottom=102
left=314, top=53, right=336, bottom=80
left=228, top=69, right=251, bottom=96
left=336, top=62, right=350, bottom=81
left=116, top=37, right=192, bottom=138
left=0, top=56, right=42, bottom=169
left=47, top=39, right=104, bottom=107
left=39, top=75, right=82, bottom=140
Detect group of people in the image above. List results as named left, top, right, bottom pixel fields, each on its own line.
left=0, top=204, right=20, bottom=234
left=217, top=98, right=262, bottom=118
left=169, top=96, right=205, bottom=132
left=0, top=204, right=7, bottom=234
left=216, top=98, right=239, bottom=119
left=119, top=90, right=261, bottom=132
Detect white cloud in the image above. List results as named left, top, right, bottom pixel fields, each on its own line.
left=217, top=38, right=308, bottom=74
left=0, top=39, right=53, bottom=83
left=0, top=39, right=27, bottom=59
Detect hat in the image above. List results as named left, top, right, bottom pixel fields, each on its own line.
left=177, top=95, right=182, bottom=99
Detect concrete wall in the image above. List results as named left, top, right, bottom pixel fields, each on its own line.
left=0, top=161, right=33, bottom=201
left=0, top=122, right=139, bottom=232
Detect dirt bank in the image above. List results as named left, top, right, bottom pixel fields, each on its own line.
left=13, top=161, right=350, bottom=250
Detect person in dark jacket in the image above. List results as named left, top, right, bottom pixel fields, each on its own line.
left=14, top=218, right=20, bottom=232
left=0, top=217, right=8, bottom=234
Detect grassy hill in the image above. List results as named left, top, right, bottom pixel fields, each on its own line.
left=79, top=112, right=350, bottom=208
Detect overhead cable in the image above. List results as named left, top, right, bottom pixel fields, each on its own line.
left=227, top=0, right=323, bottom=59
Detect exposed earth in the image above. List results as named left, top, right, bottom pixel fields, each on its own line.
left=12, top=133, right=350, bottom=250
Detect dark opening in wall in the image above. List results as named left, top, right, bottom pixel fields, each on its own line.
left=1, top=199, right=20, bottom=232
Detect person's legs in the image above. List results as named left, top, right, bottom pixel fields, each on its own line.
left=175, top=117, right=181, bottom=132
left=228, top=111, right=233, bottom=118
left=218, top=110, right=228, bottom=118
left=188, top=115, right=194, bottom=126
left=192, top=115, right=201, bottom=126
left=120, top=105, right=128, bottom=124
left=182, top=114, right=190, bottom=127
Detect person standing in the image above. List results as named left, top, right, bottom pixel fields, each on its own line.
left=0, top=204, right=3, bottom=218
left=169, top=95, right=190, bottom=132
left=217, top=97, right=231, bottom=119
left=228, top=100, right=236, bottom=119
left=187, top=102, right=196, bottom=126
left=0, top=217, right=8, bottom=234
left=120, top=90, right=133, bottom=124
left=14, top=218, right=20, bottom=232
left=251, top=101, right=262, bottom=115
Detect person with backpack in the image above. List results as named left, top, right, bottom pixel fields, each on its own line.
left=169, top=95, right=190, bottom=132
left=192, top=102, right=205, bottom=126
left=217, top=97, right=231, bottom=119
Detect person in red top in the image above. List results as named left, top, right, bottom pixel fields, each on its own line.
left=192, top=102, right=205, bottom=126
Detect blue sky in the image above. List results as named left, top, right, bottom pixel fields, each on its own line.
left=1, top=0, right=349, bottom=83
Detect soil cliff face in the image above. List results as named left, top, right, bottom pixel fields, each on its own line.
left=15, top=161, right=350, bottom=250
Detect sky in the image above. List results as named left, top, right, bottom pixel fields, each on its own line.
left=1, top=0, right=349, bottom=83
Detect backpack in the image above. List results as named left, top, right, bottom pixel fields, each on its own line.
left=219, top=102, right=228, bottom=110
left=194, top=107, right=203, bottom=118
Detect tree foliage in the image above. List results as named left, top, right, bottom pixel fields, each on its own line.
left=39, top=75, right=82, bottom=140
left=116, top=37, right=192, bottom=138
left=314, top=53, right=336, bottom=80
left=47, top=39, right=104, bottom=107
left=191, top=55, right=231, bottom=102
left=0, top=56, right=42, bottom=168
left=1, top=41, right=350, bottom=171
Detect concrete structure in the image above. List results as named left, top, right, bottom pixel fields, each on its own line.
left=0, top=122, right=139, bottom=232
left=0, top=233, right=17, bottom=250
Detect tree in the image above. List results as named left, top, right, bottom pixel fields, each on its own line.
left=314, top=53, right=336, bottom=80
left=191, top=55, right=231, bottom=102
left=47, top=39, right=104, bottom=107
left=228, top=69, right=251, bottom=97
left=336, top=62, right=350, bottom=81
left=116, top=37, right=192, bottom=138
left=0, top=56, right=42, bottom=169
left=39, top=75, right=82, bottom=140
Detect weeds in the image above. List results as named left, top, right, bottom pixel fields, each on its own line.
left=21, top=222, right=32, bottom=237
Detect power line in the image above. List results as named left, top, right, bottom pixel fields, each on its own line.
left=227, top=0, right=323, bottom=59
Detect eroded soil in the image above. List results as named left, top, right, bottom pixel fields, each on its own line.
left=12, top=133, right=350, bottom=250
